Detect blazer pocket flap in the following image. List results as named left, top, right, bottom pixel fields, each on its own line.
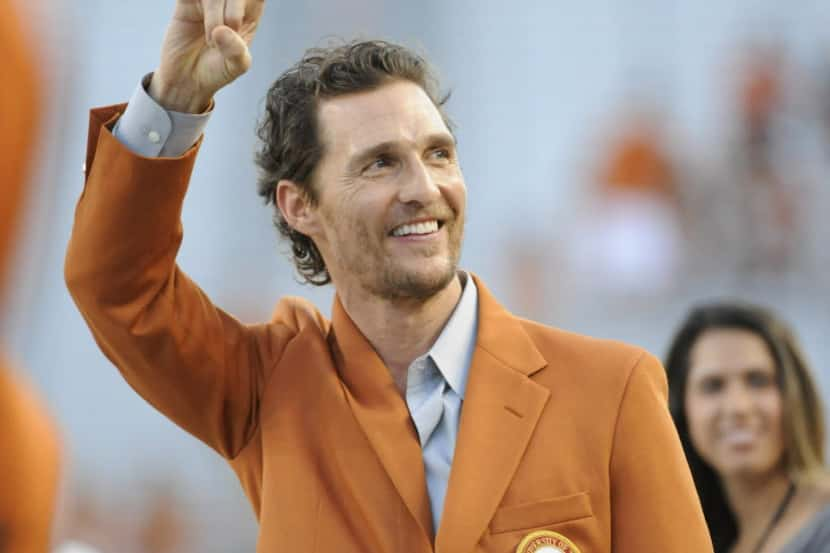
left=491, top=492, right=593, bottom=534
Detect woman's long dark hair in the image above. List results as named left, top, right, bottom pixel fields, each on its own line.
left=664, top=301, right=825, bottom=552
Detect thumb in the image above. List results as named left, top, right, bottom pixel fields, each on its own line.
left=212, top=25, right=252, bottom=77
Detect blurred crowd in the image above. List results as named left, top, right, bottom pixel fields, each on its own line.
left=564, top=38, right=830, bottom=300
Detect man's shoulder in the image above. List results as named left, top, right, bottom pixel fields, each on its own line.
left=519, top=317, right=645, bottom=364
left=516, top=317, right=658, bottom=390
left=270, top=295, right=330, bottom=335
left=469, top=274, right=656, bottom=388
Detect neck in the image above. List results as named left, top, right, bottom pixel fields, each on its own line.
left=337, top=274, right=464, bottom=392
left=722, top=467, right=792, bottom=535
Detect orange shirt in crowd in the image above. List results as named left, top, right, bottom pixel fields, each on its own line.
left=0, top=0, right=42, bottom=293
left=0, top=1, right=62, bottom=551
left=0, top=364, right=61, bottom=552
left=600, top=125, right=675, bottom=199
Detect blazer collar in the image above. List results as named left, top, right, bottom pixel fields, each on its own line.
left=435, top=274, right=550, bottom=552
left=467, top=274, right=547, bottom=377
left=329, top=294, right=435, bottom=544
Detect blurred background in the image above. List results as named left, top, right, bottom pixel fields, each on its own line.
left=4, top=0, right=830, bottom=551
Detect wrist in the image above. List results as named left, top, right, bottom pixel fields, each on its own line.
left=147, top=73, right=213, bottom=114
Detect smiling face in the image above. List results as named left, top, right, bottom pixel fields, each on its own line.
left=298, top=79, right=466, bottom=301
left=684, top=328, right=785, bottom=481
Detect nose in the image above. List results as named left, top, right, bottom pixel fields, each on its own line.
left=397, top=158, right=441, bottom=206
left=722, top=380, right=754, bottom=418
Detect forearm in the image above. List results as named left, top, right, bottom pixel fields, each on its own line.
left=67, top=105, right=196, bottom=299
left=65, top=107, right=264, bottom=456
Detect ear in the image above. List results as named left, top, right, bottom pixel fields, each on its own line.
left=276, top=179, right=321, bottom=236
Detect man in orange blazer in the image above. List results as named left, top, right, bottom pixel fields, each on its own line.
left=65, top=1, right=713, bottom=551
left=0, top=0, right=62, bottom=550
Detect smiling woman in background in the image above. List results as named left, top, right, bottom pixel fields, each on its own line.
left=665, top=302, right=830, bottom=553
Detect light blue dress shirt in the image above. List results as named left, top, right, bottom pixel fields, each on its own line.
left=405, top=273, right=477, bottom=533
left=113, top=76, right=480, bottom=533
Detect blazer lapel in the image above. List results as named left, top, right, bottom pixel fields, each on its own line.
left=436, top=276, right=549, bottom=553
left=329, top=296, right=435, bottom=543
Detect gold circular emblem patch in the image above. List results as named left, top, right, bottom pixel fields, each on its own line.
left=515, top=530, right=581, bottom=553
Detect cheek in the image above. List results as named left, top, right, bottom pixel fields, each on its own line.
left=760, top=389, right=785, bottom=438
left=440, top=170, right=466, bottom=211
left=327, top=193, right=371, bottom=229
left=685, top=393, right=719, bottom=449
left=453, top=177, right=467, bottom=210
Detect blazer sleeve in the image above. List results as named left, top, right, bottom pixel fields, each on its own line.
left=609, top=351, right=714, bottom=552
left=65, top=105, right=296, bottom=459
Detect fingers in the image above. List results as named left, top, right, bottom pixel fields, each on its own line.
left=224, top=0, right=246, bottom=31
left=244, top=0, right=266, bottom=25
left=238, top=0, right=266, bottom=45
left=213, top=26, right=252, bottom=77
left=203, top=0, right=226, bottom=43
left=203, top=0, right=263, bottom=48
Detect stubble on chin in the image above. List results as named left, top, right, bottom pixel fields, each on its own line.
left=375, top=223, right=463, bottom=300
left=335, top=210, right=465, bottom=300
left=374, top=260, right=457, bottom=301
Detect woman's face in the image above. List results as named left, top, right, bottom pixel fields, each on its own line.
left=684, top=328, right=785, bottom=480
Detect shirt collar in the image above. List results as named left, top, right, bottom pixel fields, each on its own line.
left=428, top=271, right=478, bottom=399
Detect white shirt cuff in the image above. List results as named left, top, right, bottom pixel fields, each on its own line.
left=112, top=73, right=212, bottom=157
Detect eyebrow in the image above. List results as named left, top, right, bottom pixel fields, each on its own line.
left=347, top=132, right=457, bottom=172
left=690, top=364, right=776, bottom=378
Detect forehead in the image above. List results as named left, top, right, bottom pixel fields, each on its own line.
left=688, top=328, right=776, bottom=376
left=316, top=80, right=450, bottom=155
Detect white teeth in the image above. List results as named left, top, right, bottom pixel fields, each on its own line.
left=392, top=220, right=439, bottom=237
left=721, top=430, right=756, bottom=446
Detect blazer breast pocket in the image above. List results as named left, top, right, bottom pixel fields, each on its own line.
left=490, top=492, right=593, bottom=534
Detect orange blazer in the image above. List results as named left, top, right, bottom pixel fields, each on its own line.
left=66, top=104, right=713, bottom=553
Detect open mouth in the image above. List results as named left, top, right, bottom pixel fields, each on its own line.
left=720, top=429, right=758, bottom=448
left=389, top=218, right=445, bottom=237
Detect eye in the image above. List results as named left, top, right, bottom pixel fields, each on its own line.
left=746, top=370, right=775, bottom=388
left=698, top=376, right=724, bottom=395
left=428, top=147, right=452, bottom=163
left=363, top=155, right=396, bottom=174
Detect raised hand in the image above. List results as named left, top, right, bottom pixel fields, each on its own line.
left=150, top=0, right=266, bottom=113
